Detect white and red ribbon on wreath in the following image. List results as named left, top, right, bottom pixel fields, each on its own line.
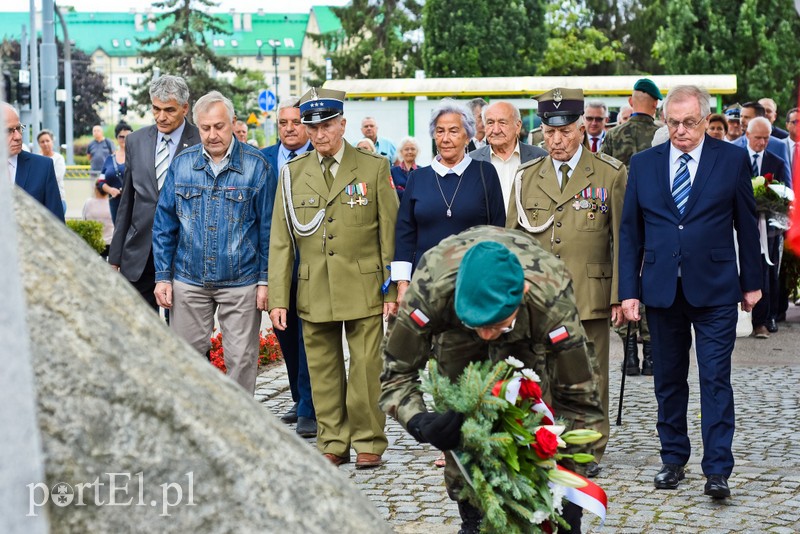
left=554, top=465, right=608, bottom=524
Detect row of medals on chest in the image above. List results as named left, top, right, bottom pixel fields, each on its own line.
left=532, top=187, right=609, bottom=221
left=302, top=183, right=369, bottom=208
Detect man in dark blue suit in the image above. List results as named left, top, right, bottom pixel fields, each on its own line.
left=734, top=101, right=791, bottom=187
left=261, top=97, right=316, bottom=438
left=745, top=117, right=788, bottom=337
left=619, top=85, right=761, bottom=500
left=4, top=103, right=64, bottom=221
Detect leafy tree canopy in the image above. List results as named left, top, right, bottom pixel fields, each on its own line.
left=306, top=0, right=423, bottom=85
left=422, top=0, right=547, bottom=78
left=131, top=0, right=261, bottom=119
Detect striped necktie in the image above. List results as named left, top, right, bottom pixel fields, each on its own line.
left=751, top=153, right=759, bottom=177
left=288, top=151, right=297, bottom=160
left=672, top=153, right=692, bottom=215
left=155, top=135, right=172, bottom=190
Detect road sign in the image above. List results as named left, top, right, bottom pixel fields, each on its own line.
left=258, top=89, right=277, bottom=112
left=246, top=112, right=259, bottom=126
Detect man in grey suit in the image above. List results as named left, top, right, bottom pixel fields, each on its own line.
left=109, top=75, right=201, bottom=310
left=470, top=101, right=547, bottom=211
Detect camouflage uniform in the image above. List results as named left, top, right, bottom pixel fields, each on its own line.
left=380, top=225, right=603, bottom=498
left=601, top=114, right=657, bottom=346
left=600, top=113, right=659, bottom=166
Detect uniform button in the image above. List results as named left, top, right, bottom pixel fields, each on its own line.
left=328, top=234, right=335, bottom=239
left=556, top=222, right=562, bottom=228
left=672, top=252, right=677, bottom=257
left=555, top=238, right=561, bottom=244
left=678, top=225, right=684, bottom=230
left=555, top=254, right=561, bottom=259
left=557, top=206, right=564, bottom=212
left=328, top=217, right=334, bottom=223
left=328, top=250, right=334, bottom=256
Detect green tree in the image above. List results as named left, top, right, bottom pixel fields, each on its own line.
left=306, top=0, right=422, bottom=84
left=652, top=0, right=800, bottom=112
left=582, top=0, right=668, bottom=75
left=0, top=38, right=112, bottom=136
left=422, top=0, right=547, bottom=77
left=130, top=0, right=260, bottom=117
left=538, top=0, right=624, bottom=76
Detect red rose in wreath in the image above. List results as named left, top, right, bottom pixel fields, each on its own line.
left=532, top=427, right=559, bottom=459
left=518, top=378, right=542, bottom=401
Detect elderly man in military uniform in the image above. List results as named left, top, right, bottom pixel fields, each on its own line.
left=269, top=88, right=399, bottom=468
left=601, top=78, right=664, bottom=376
left=380, top=225, right=603, bottom=534
left=507, top=88, right=626, bottom=478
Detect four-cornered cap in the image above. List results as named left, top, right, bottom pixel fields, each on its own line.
left=455, top=242, right=524, bottom=328
left=633, top=78, right=663, bottom=101
left=724, top=104, right=742, bottom=120
left=298, top=87, right=346, bottom=125
left=534, top=88, right=584, bottom=127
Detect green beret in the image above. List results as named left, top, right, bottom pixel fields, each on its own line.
left=455, top=242, right=524, bottom=327
left=633, top=78, right=663, bottom=101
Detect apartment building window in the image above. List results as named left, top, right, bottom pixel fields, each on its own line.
left=118, top=57, right=127, bottom=67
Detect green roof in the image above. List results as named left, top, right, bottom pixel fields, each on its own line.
left=0, top=10, right=341, bottom=57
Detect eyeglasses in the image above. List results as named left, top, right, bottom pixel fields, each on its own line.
left=7, top=124, right=26, bottom=135
left=788, top=120, right=799, bottom=125
left=117, top=134, right=128, bottom=139
left=666, top=117, right=706, bottom=130
left=584, top=117, right=606, bottom=122
left=464, top=317, right=516, bottom=334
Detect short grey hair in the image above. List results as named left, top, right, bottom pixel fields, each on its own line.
left=356, top=138, right=376, bottom=152
left=149, top=75, right=190, bottom=106
left=663, top=85, right=711, bottom=119
left=482, top=101, right=521, bottom=123
left=747, top=116, right=772, bottom=133
left=192, top=91, right=235, bottom=123
left=467, top=97, right=488, bottom=113
left=398, top=136, right=419, bottom=152
left=429, top=99, right=476, bottom=139
left=278, top=96, right=300, bottom=112
left=585, top=100, right=608, bottom=116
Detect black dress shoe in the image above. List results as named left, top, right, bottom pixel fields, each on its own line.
left=280, top=402, right=299, bottom=424
left=766, top=318, right=778, bottom=333
left=704, top=475, right=730, bottom=499
left=654, top=464, right=685, bottom=489
left=295, top=416, right=317, bottom=438
left=585, top=461, right=602, bottom=478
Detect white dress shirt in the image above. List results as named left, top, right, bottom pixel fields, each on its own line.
left=489, top=143, right=521, bottom=212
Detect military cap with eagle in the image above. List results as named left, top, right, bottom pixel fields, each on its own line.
left=297, top=87, right=347, bottom=125
left=534, top=87, right=584, bottom=127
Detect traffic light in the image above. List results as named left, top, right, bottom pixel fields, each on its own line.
left=16, top=81, right=31, bottom=106
left=119, top=97, right=128, bottom=116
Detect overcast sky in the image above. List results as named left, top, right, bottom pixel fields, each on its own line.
left=8, top=1, right=349, bottom=13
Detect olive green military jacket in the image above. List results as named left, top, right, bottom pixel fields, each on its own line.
left=600, top=114, right=659, bottom=166
left=268, top=142, right=399, bottom=322
left=507, top=147, right=626, bottom=321
left=380, top=226, right=603, bottom=439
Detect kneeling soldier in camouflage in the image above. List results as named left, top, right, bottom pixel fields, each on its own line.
left=380, top=225, right=603, bottom=534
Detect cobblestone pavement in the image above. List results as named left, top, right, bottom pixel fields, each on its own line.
left=255, top=310, right=800, bottom=533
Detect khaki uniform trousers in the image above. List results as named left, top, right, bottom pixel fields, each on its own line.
left=302, top=314, right=388, bottom=457
left=583, top=318, right=610, bottom=459
left=171, top=280, right=260, bottom=393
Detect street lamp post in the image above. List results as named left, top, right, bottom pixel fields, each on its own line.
left=268, top=39, right=281, bottom=107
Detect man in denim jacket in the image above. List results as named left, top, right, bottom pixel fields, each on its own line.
left=153, top=91, right=276, bottom=393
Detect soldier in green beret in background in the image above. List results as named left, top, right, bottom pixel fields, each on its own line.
left=507, top=87, right=627, bottom=478
left=269, top=87, right=399, bottom=469
left=380, top=225, right=603, bottom=534
left=601, top=77, right=664, bottom=376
